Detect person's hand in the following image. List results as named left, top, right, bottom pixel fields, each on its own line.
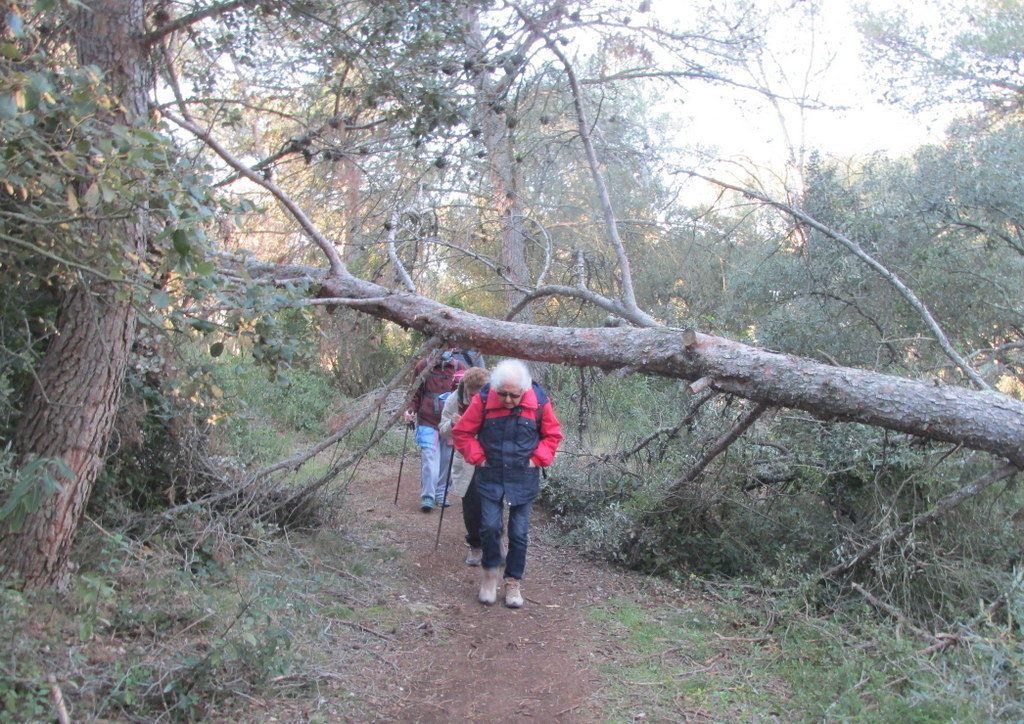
left=452, top=413, right=462, bottom=424
left=403, top=410, right=415, bottom=426
left=528, top=460, right=536, bottom=468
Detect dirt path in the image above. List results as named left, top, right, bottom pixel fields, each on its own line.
left=340, top=458, right=672, bottom=723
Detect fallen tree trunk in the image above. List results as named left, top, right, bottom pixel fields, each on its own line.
left=315, top=275, right=1024, bottom=468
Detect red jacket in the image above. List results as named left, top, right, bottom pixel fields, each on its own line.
left=452, top=385, right=562, bottom=468
left=407, top=357, right=465, bottom=428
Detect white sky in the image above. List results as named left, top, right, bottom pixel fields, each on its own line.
left=649, top=0, right=958, bottom=165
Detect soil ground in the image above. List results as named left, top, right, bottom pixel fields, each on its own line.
left=334, top=458, right=702, bottom=723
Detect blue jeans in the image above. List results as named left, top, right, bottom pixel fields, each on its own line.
left=480, top=495, right=532, bottom=579
left=417, top=430, right=442, bottom=497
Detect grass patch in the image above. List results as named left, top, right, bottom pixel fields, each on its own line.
left=584, top=581, right=1020, bottom=723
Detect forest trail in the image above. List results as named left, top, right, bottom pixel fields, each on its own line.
left=339, top=457, right=695, bottom=723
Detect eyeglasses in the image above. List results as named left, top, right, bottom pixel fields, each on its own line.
left=496, top=391, right=523, bottom=399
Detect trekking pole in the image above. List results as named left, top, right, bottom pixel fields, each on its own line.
left=434, top=446, right=456, bottom=549
left=394, top=420, right=412, bottom=505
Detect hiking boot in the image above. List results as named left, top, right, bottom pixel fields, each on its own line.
left=478, top=568, right=499, bottom=605
left=504, top=577, right=523, bottom=608
left=437, top=495, right=451, bottom=508
left=420, top=496, right=434, bottom=512
left=465, top=547, right=482, bottom=566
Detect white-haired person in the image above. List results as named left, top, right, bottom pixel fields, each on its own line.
left=452, top=359, right=563, bottom=607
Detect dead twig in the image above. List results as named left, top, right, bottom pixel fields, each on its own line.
left=822, top=462, right=1019, bottom=580
left=850, top=582, right=937, bottom=643
left=329, top=619, right=394, bottom=642
left=668, top=401, right=772, bottom=495
left=48, top=674, right=70, bottom=724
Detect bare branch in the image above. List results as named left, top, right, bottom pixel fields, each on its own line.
left=164, top=111, right=352, bottom=280
left=609, top=390, right=717, bottom=462
left=690, top=172, right=993, bottom=391
left=515, top=2, right=657, bottom=327
left=821, top=462, right=1020, bottom=580
left=669, top=401, right=772, bottom=493
left=386, top=212, right=416, bottom=292
left=850, top=582, right=944, bottom=645
left=142, top=0, right=261, bottom=46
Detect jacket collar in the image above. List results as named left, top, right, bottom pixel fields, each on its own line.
left=486, top=385, right=537, bottom=411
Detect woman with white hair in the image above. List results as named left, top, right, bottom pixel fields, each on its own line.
left=452, top=359, right=563, bottom=608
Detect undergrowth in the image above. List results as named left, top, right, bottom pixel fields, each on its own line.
left=4, top=355, right=1019, bottom=722
left=585, top=578, right=1023, bottom=722
left=0, top=497, right=410, bottom=723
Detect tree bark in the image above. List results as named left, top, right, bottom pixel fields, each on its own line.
left=0, top=0, right=151, bottom=590
left=0, top=288, right=138, bottom=589
left=316, top=273, right=1024, bottom=468
left=462, top=5, right=535, bottom=317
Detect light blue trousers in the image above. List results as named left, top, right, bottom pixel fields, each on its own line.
left=417, top=428, right=455, bottom=500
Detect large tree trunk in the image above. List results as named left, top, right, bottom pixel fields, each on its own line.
left=462, top=6, right=534, bottom=318
left=317, top=273, right=1024, bottom=468
left=1, top=288, right=138, bottom=589
left=0, top=0, right=151, bottom=590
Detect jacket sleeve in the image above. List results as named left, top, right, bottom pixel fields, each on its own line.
left=530, top=400, right=563, bottom=467
left=407, top=359, right=425, bottom=414
left=452, top=395, right=487, bottom=466
left=438, top=393, right=459, bottom=440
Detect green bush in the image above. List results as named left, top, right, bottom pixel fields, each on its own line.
left=219, top=355, right=339, bottom=435
left=204, top=353, right=344, bottom=468
left=544, top=372, right=1024, bottom=626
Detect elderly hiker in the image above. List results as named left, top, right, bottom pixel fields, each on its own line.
left=452, top=359, right=563, bottom=608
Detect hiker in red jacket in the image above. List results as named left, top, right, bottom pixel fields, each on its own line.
left=452, top=359, right=563, bottom=608
left=403, top=349, right=467, bottom=512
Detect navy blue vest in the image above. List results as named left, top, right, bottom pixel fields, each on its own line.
left=477, top=383, right=548, bottom=468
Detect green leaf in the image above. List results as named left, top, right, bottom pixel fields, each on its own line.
left=0, top=93, right=17, bottom=120
left=83, top=181, right=100, bottom=207
left=151, top=290, right=171, bottom=309
left=172, top=229, right=191, bottom=256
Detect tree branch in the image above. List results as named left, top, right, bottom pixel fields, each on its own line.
left=164, top=111, right=352, bottom=280
left=821, top=462, right=1020, bottom=580
left=690, top=172, right=993, bottom=392
left=516, top=3, right=657, bottom=327
left=669, top=401, right=771, bottom=493
left=386, top=212, right=416, bottom=292
left=142, top=0, right=262, bottom=46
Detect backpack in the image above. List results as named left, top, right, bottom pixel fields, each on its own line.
left=420, top=359, right=465, bottom=417
left=454, top=349, right=485, bottom=368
